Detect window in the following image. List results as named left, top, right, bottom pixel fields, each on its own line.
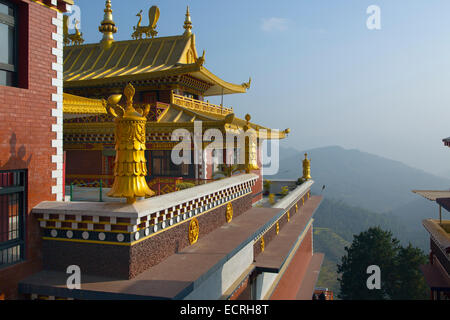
left=150, top=150, right=194, bottom=178
left=0, top=0, right=16, bottom=87
left=0, top=170, right=26, bottom=268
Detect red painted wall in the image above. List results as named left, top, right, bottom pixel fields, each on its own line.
left=66, top=150, right=103, bottom=175
left=0, top=0, right=60, bottom=299
left=270, top=227, right=313, bottom=300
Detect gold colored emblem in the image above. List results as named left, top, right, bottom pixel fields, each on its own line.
left=189, top=218, right=199, bottom=245
left=226, top=203, right=233, bottom=223
left=260, top=237, right=265, bottom=253
left=276, top=222, right=280, bottom=235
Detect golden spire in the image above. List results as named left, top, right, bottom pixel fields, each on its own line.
left=302, top=153, right=312, bottom=181
left=183, top=6, right=192, bottom=35
left=99, top=0, right=118, bottom=48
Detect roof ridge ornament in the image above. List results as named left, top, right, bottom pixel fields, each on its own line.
left=196, top=50, right=205, bottom=66
left=242, top=77, right=252, bottom=90
left=132, top=6, right=160, bottom=40
left=63, top=15, right=84, bottom=46
left=183, top=6, right=192, bottom=35
left=99, top=0, right=118, bottom=48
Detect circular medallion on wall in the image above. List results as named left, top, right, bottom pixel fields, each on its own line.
left=188, top=218, right=199, bottom=245
left=226, top=202, right=233, bottom=223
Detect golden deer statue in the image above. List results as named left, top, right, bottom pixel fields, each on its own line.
left=63, top=15, right=84, bottom=46
left=132, top=6, right=160, bottom=40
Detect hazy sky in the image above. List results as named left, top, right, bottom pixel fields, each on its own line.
left=71, top=0, right=450, bottom=176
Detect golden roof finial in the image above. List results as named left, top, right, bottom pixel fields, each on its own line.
left=124, top=83, right=136, bottom=112
left=183, top=6, right=192, bottom=35
left=63, top=15, right=84, bottom=46
left=99, top=0, right=118, bottom=48
left=244, top=114, right=251, bottom=131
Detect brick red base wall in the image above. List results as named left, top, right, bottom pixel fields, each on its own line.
left=270, top=227, right=313, bottom=300
left=0, top=0, right=59, bottom=299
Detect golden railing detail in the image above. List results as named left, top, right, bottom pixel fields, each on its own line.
left=171, top=93, right=233, bottom=116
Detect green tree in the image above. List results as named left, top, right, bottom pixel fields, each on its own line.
left=337, top=227, right=398, bottom=300
left=337, top=227, right=428, bottom=300
left=389, top=244, right=429, bottom=300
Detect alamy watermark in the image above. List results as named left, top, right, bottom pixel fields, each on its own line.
left=66, top=265, right=81, bottom=290
left=66, top=5, right=82, bottom=31
left=171, top=121, right=281, bottom=176
left=366, top=265, right=381, bottom=290
left=367, top=5, right=381, bottom=30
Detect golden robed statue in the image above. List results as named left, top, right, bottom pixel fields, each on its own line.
left=104, top=83, right=155, bottom=204
left=302, top=153, right=311, bottom=181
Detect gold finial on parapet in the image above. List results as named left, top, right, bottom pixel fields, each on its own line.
left=302, top=153, right=311, bottom=181
left=242, top=114, right=259, bottom=173
left=183, top=6, right=192, bottom=35
left=99, top=0, right=118, bottom=48
left=105, top=83, right=155, bottom=204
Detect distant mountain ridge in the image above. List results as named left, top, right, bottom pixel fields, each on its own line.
left=268, top=145, right=450, bottom=213
left=266, top=145, right=449, bottom=295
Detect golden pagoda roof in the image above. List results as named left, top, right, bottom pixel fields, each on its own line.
left=63, top=93, right=106, bottom=114
left=63, top=34, right=248, bottom=96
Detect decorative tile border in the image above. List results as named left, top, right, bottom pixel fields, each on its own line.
left=51, top=10, right=64, bottom=201
left=36, top=177, right=257, bottom=246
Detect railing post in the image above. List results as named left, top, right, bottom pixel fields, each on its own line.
left=99, top=179, right=103, bottom=202
left=70, top=183, right=73, bottom=202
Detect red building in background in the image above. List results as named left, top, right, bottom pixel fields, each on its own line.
left=0, top=0, right=71, bottom=299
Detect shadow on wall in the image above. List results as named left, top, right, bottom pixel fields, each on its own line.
left=0, top=133, right=32, bottom=171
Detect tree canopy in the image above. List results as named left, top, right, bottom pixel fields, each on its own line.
left=337, top=227, right=428, bottom=300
